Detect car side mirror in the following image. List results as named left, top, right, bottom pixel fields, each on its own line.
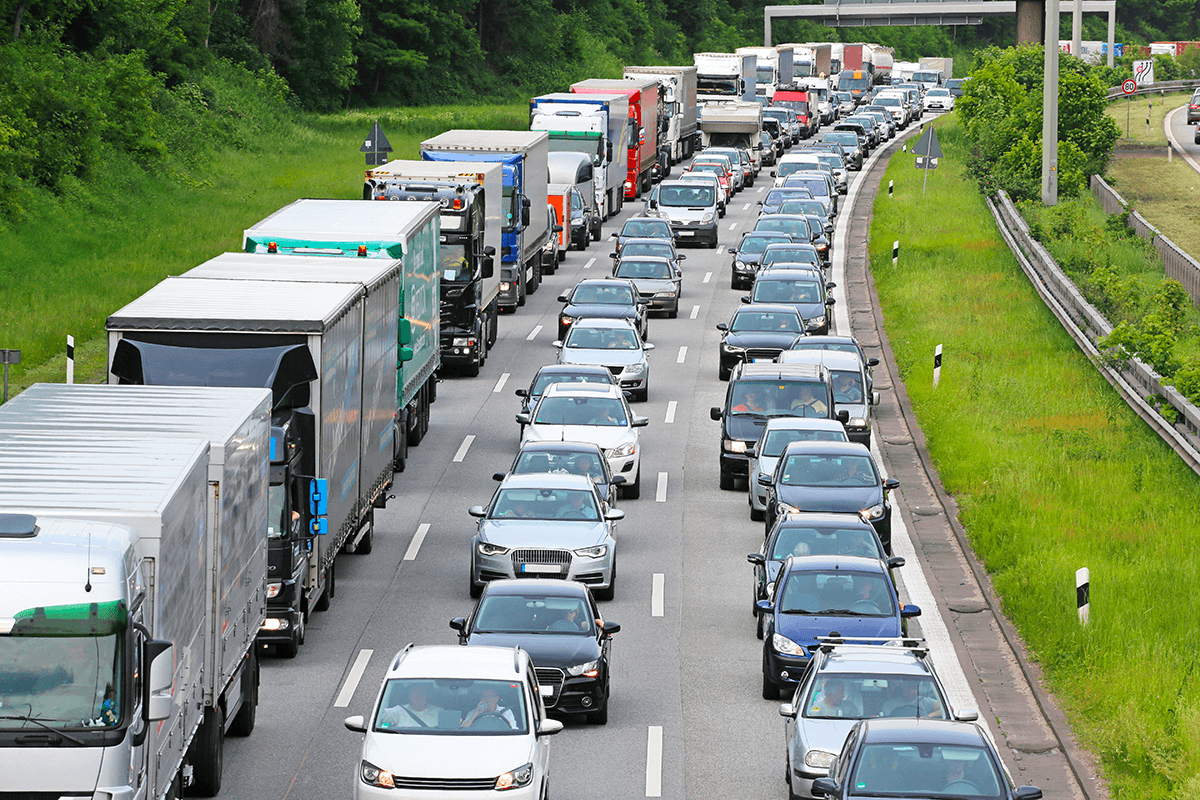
left=867, top=357, right=879, bottom=367
left=678, top=254, right=687, bottom=260
left=769, top=171, right=776, bottom=177
left=600, top=621, right=621, bottom=635
left=492, top=472, right=506, bottom=482
left=637, top=298, right=651, bottom=305
left=343, top=715, right=367, bottom=733
left=557, top=294, right=570, bottom=303
left=901, top=604, right=921, bottom=618
left=778, top=702, right=795, bottom=718
left=1013, top=788, right=1043, bottom=800
left=710, top=407, right=722, bottom=421
left=449, top=617, right=467, bottom=632
left=886, top=556, right=905, bottom=569
left=757, top=474, right=773, bottom=487
left=954, top=707, right=980, bottom=722
left=604, top=508, right=625, bottom=521
left=553, top=224, right=563, bottom=233
left=747, top=553, right=766, bottom=566
left=756, top=599, right=773, bottom=613
left=632, top=417, right=649, bottom=427
left=537, top=719, right=564, bottom=737
left=515, top=413, right=532, bottom=425
left=468, top=506, right=487, bottom=518
left=609, top=232, right=618, bottom=239
left=825, top=298, right=836, bottom=307
left=740, top=296, right=751, bottom=304
left=611, top=475, right=627, bottom=485
left=609, top=252, right=618, bottom=258
left=643, top=342, right=655, bottom=350
left=884, top=478, right=900, bottom=491
left=811, top=777, right=838, bottom=798
left=715, top=323, right=728, bottom=331
left=836, top=410, right=849, bottom=424
left=515, top=388, right=528, bottom=397
left=871, top=390, right=880, bottom=406
left=552, top=341, right=564, bottom=349
left=745, top=445, right=757, bottom=458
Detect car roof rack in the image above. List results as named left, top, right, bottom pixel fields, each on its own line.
left=816, top=635, right=927, bottom=656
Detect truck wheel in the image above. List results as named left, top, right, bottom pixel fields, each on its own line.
left=528, top=260, right=541, bottom=294
left=394, top=424, right=408, bottom=473
left=592, top=222, right=601, bottom=242
left=355, top=522, right=373, bottom=555
left=187, top=705, right=224, bottom=797
left=228, top=650, right=258, bottom=736
left=463, top=361, right=481, bottom=378
left=314, top=565, right=333, bottom=611
left=517, top=275, right=527, bottom=307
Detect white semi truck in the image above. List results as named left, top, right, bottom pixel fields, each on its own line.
left=694, top=52, right=757, bottom=104
left=735, top=45, right=795, bottom=100
left=0, top=384, right=272, bottom=798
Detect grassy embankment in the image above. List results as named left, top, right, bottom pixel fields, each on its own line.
left=1107, top=158, right=1200, bottom=265
left=0, top=104, right=528, bottom=396
left=870, top=116, right=1200, bottom=798
left=1105, top=90, right=1193, bottom=146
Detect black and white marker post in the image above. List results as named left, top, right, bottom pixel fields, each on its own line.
left=1076, top=567, right=1090, bottom=625
left=933, top=344, right=943, bottom=389
left=892, top=240, right=899, bottom=267
left=888, top=179, right=894, bottom=199
left=67, top=335, right=74, bottom=385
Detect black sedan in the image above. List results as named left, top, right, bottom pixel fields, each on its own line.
left=450, top=579, right=620, bottom=724
left=811, top=717, right=1043, bottom=800
left=716, top=304, right=805, bottom=380
left=745, top=268, right=834, bottom=336
left=731, top=231, right=797, bottom=290
left=759, top=440, right=900, bottom=552
left=608, top=236, right=686, bottom=273
left=557, top=279, right=649, bottom=341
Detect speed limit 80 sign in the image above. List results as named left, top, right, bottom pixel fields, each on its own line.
left=1121, top=79, right=1137, bottom=95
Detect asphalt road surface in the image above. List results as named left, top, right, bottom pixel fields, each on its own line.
left=223, top=119, right=1094, bottom=800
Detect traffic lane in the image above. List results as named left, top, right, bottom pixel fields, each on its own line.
left=1167, top=104, right=1200, bottom=160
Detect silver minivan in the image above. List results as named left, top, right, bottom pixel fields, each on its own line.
left=646, top=179, right=720, bottom=248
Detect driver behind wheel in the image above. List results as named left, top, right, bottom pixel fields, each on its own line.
left=460, top=685, right=516, bottom=729
left=807, top=677, right=862, bottom=718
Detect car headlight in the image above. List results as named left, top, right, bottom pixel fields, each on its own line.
left=560, top=315, right=576, bottom=325
left=655, top=290, right=677, bottom=299
left=495, top=763, right=534, bottom=791
left=266, top=581, right=282, bottom=599
left=573, top=545, right=608, bottom=559
left=804, top=749, right=838, bottom=769
left=773, top=632, right=806, bottom=656
left=805, top=316, right=827, bottom=330
left=478, top=542, right=510, bottom=556
left=701, top=212, right=715, bottom=224
left=723, top=439, right=748, bottom=454
left=776, top=501, right=801, bottom=516
left=567, top=659, right=601, bottom=677
left=849, top=417, right=867, bottom=428
left=734, top=260, right=749, bottom=271
left=722, top=343, right=745, bottom=353
left=361, top=760, right=395, bottom=789
left=452, top=337, right=473, bottom=347
left=863, top=502, right=885, bottom=520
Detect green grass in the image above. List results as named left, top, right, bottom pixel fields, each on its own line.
left=1106, top=91, right=1193, bottom=146
left=1109, top=156, right=1200, bottom=264
left=870, top=117, right=1200, bottom=798
left=0, top=103, right=529, bottom=396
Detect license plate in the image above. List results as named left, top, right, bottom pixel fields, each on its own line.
left=540, top=685, right=554, bottom=697
left=678, top=230, right=694, bottom=236
left=521, top=564, right=563, bottom=574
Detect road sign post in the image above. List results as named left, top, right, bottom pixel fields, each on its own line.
left=1121, top=78, right=1137, bottom=139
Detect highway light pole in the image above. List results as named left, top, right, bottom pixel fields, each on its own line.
left=1071, top=0, right=1082, bottom=64
left=1041, top=0, right=1059, bottom=206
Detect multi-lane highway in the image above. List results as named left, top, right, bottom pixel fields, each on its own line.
left=223, top=123, right=1094, bottom=799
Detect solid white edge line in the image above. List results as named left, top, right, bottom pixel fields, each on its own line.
left=665, top=401, right=677, bottom=424
left=676, top=346, right=687, bottom=364
left=655, top=472, right=668, bottom=502
left=651, top=573, right=665, bottom=617
left=703, top=272, right=712, bottom=284
left=526, top=325, right=542, bottom=341
left=404, top=523, right=431, bottom=562
left=584, top=257, right=596, bottom=269
left=645, top=725, right=664, bottom=797
left=333, top=649, right=373, bottom=708
left=690, top=304, right=700, bottom=319
left=492, top=373, right=510, bottom=393
left=452, top=435, right=475, bottom=463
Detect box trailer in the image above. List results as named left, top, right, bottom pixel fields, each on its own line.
left=530, top=92, right=629, bottom=221
left=571, top=78, right=661, bottom=200
left=622, top=65, right=699, bottom=163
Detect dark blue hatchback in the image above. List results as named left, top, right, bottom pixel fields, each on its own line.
left=758, top=555, right=919, bottom=699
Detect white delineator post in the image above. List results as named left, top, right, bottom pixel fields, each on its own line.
left=66, top=335, right=74, bottom=384
left=1076, top=567, right=1090, bottom=625
left=889, top=179, right=894, bottom=198
left=933, top=344, right=943, bottom=388
left=892, top=241, right=899, bottom=267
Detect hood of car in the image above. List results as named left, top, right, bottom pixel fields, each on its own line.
left=559, top=348, right=645, bottom=367
left=724, top=332, right=799, bottom=349
left=525, top=424, right=636, bottom=451
left=775, top=613, right=903, bottom=646
left=658, top=206, right=714, bottom=222
left=480, top=519, right=610, bottom=548
left=752, top=455, right=780, bottom=479
left=796, top=716, right=860, bottom=755
left=562, top=304, right=637, bottom=320
left=466, top=632, right=601, bottom=668
left=626, top=277, right=676, bottom=293
left=362, top=730, right=535, bottom=781
left=724, top=413, right=771, bottom=442
left=775, top=484, right=882, bottom=514
left=834, top=400, right=869, bottom=420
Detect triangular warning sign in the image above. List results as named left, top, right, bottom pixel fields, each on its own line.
left=360, top=121, right=393, bottom=154
left=911, top=126, right=943, bottom=160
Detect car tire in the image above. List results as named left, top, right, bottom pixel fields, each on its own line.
left=635, top=386, right=648, bottom=402
left=469, top=574, right=483, bottom=599
left=762, top=670, right=780, bottom=700
left=592, top=223, right=601, bottom=242
left=462, top=361, right=481, bottom=378
left=730, top=274, right=739, bottom=289
left=750, top=505, right=764, bottom=522
left=596, top=562, right=616, bottom=601
left=719, top=470, right=735, bottom=491
left=587, top=698, right=609, bottom=724
left=708, top=238, right=718, bottom=250
left=756, top=609, right=766, bottom=640
left=718, top=365, right=730, bottom=381
left=623, top=469, right=641, bottom=500
left=668, top=307, right=678, bottom=319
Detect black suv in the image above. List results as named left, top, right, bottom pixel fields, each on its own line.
left=710, top=362, right=846, bottom=490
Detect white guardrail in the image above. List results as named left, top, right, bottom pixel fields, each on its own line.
left=986, top=190, right=1200, bottom=476
left=1105, top=79, right=1200, bottom=101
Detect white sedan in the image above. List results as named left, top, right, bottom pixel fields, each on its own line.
left=923, top=88, right=956, bottom=112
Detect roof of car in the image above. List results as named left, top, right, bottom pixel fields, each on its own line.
left=780, top=554, right=888, bottom=574
left=780, top=439, right=872, bottom=457
left=733, top=362, right=824, bottom=381
left=534, top=364, right=614, bottom=377
left=388, top=644, right=529, bottom=679
left=617, top=237, right=678, bottom=250
left=616, top=255, right=673, bottom=266
left=563, top=317, right=641, bottom=332
left=779, top=349, right=865, bottom=371
left=859, top=718, right=989, bottom=746
left=480, top=578, right=592, bottom=598
left=817, top=645, right=936, bottom=677
left=735, top=303, right=802, bottom=316
left=755, top=268, right=822, bottom=280
left=516, top=439, right=606, bottom=455
left=572, top=278, right=636, bottom=289
left=542, top=381, right=626, bottom=398
left=498, top=472, right=595, bottom=490
left=761, top=418, right=847, bottom=434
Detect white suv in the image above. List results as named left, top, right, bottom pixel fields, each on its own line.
left=518, top=383, right=649, bottom=499
left=345, top=644, right=562, bottom=799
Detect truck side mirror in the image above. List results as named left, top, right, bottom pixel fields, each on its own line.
left=607, top=142, right=614, bottom=161
left=481, top=255, right=495, bottom=279
left=398, top=346, right=414, bottom=363
left=521, top=196, right=531, bottom=227
left=309, top=478, right=329, bottom=535
left=399, top=318, right=413, bottom=346
left=144, top=640, right=175, bottom=723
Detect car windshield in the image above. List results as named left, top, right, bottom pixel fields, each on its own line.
left=831, top=370, right=865, bottom=403
left=739, top=235, right=785, bottom=256
left=491, top=487, right=601, bottom=521
left=778, top=199, right=827, bottom=218
left=823, top=133, right=858, bottom=148
left=731, top=310, right=802, bottom=333
left=928, top=89, right=950, bottom=97
left=804, top=217, right=823, bottom=237
left=513, top=450, right=606, bottom=483
left=770, top=525, right=878, bottom=559
left=815, top=154, right=842, bottom=170
left=472, top=594, right=595, bottom=636
left=440, top=242, right=473, bottom=283
left=564, top=326, right=639, bottom=350
left=763, top=424, right=847, bottom=456
left=753, top=279, right=822, bottom=305
left=530, top=372, right=611, bottom=396
left=689, top=164, right=724, bottom=178
left=802, top=674, right=947, bottom=720
left=534, top=396, right=628, bottom=426
left=659, top=184, right=715, bottom=207
left=761, top=248, right=819, bottom=267
left=730, top=380, right=826, bottom=415
left=778, top=570, right=895, bottom=616
left=792, top=341, right=861, bottom=356
left=765, top=189, right=813, bottom=208
left=850, top=743, right=1003, bottom=798
left=616, top=260, right=672, bottom=280
left=374, top=678, right=529, bottom=735
left=756, top=218, right=810, bottom=240
left=620, top=219, right=670, bottom=238
left=570, top=285, right=633, bottom=305
left=784, top=178, right=829, bottom=196
left=877, top=96, right=902, bottom=107
left=780, top=454, right=878, bottom=486
left=621, top=242, right=674, bottom=259
left=777, top=161, right=820, bottom=179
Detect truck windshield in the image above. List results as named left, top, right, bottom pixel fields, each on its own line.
left=440, top=243, right=473, bottom=283
left=548, top=136, right=602, bottom=166
left=838, top=73, right=871, bottom=93
left=0, top=606, right=125, bottom=731
left=706, top=133, right=751, bottom=149
left=698, top=77, right=739, bottom=95
left=756, top=66, right=775, bottom=85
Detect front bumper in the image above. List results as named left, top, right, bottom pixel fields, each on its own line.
left=440, top=330, right=484, bottom=366
left=355, top=779, right=541, bottom=800
left=538, top=667, right=608, bottom=715
left=473, top=549, right=615, bottom=591
left=671, top=222, right=718, bottom=246
left=258, top=605, right=301, bottom=645
left=601, top=448, right=638, bottom=479
left=765, top=646, right=812, bottom=689
left=719, top=448, right=751, bottom=478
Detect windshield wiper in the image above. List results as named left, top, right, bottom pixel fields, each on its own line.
left=812, top=609, right=862, bottom=616
left=0, top=715, right=87, bottom=745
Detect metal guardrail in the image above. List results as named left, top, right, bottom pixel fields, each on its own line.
left=1105, top=79, right=1199, bottom=101
left=987, top=190, right=1200, bottom=476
